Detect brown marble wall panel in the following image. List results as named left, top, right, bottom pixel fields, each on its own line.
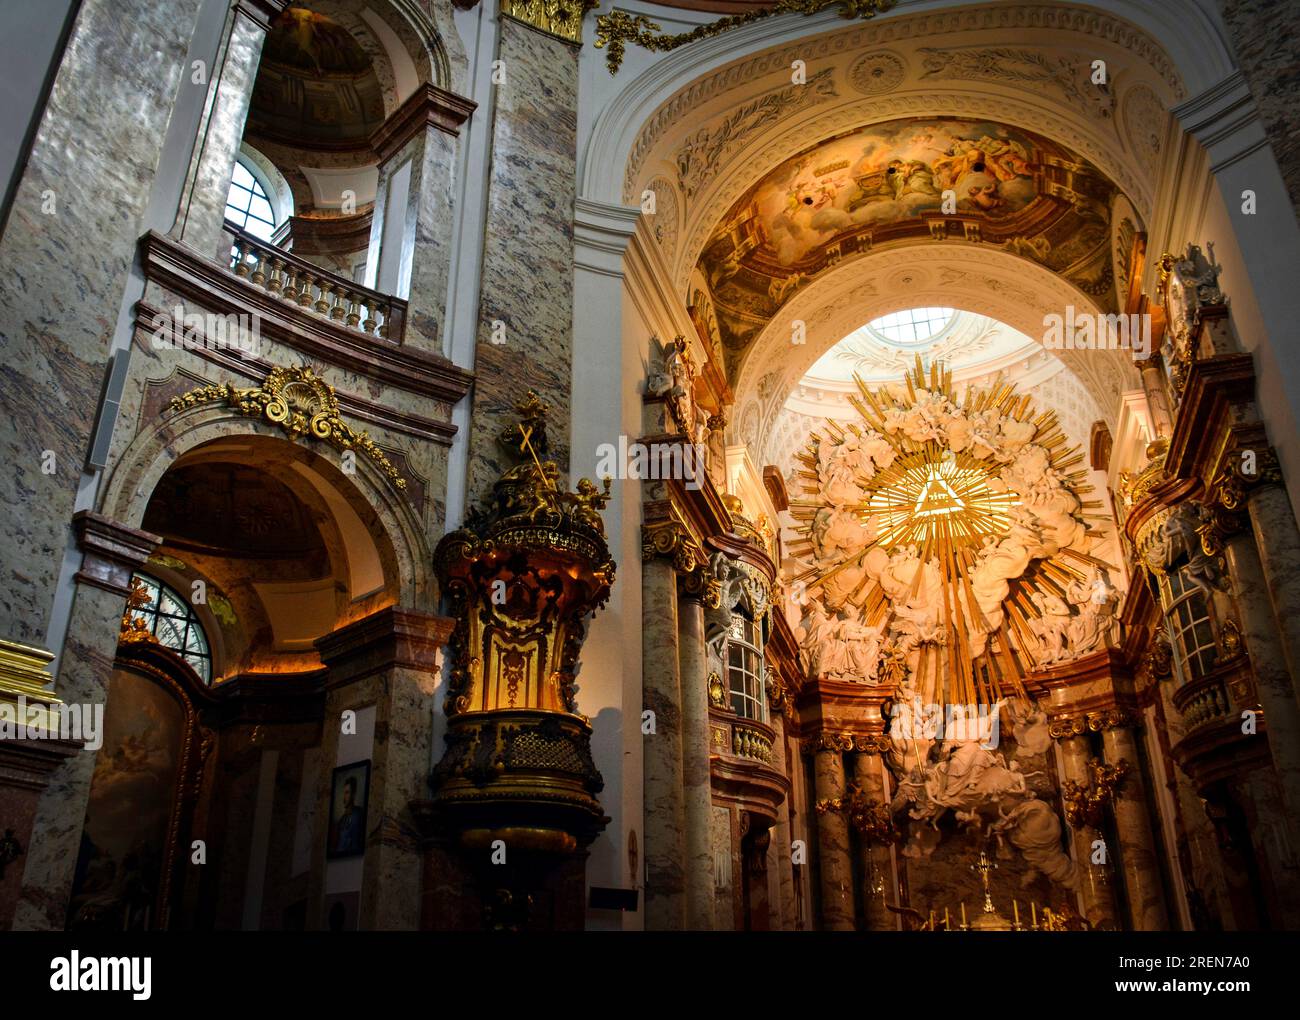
left=0, top=0, right=201, bottom=644
left=464, top=20, right=578, bottom=507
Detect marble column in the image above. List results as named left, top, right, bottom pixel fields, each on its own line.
left=1247, top=483, right=1300, bottom=720
left=813, top=746, right=854, bottom=930
left=642, top=555, right=686, bottom=928
left=766, top=709, right=797, bottom=931
left=1056, top=732, right=1122, bottom=930
left=368, top=85, right=475, bottom=353
left=13, top=513, right=159, bottom=929
left=851, top=750, right=896, bottom=930
left=311, top=607, right=453, bottom=931
left=677, top=586, right=714, bottom=929
left=170, top=0, right=281, bottom=259
left=1101, top=723, right=1169, bottom=930
left=1223, top=532, right=1300, bottom=854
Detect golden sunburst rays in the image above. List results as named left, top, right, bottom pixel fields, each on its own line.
left=789, top=355, right=1105, bottom=706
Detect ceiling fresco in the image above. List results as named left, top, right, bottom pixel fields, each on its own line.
left=695, top=117, right=1120, bottom=383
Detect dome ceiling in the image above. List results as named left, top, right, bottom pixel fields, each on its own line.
left=695, top=116, right=1118, bottom=383
left=247, top=7, right=386, bottom=148
left=802, top=309, right=1038, bottom=387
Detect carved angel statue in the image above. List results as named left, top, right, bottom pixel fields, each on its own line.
left=834, top=603, right=884, bottom=684
left=1064, top=566, right=1119, bottom=657
left=646, top=334, right=694, bottom=431
left=1029, top=591, right=1072, bottom=665
left=800, top=599, right=845, bottom=679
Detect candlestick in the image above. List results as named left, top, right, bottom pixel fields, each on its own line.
left=1031, top=902, right=1037, bottom=929
left=1013, top=900, right=1020, bottom=927
left=961, top=902, right=967, bottom=928
left=944, top=907, right=950, bottom=930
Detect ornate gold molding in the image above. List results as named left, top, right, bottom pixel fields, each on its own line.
left=0, top=639, right=58, bottom=702
left=167, top=365, right=406, bottom=490
left=803, top=731, right=855, bottom=754
left=501, top=0, right=597, bottom=43
left=1050, top=707, right=1139, bottom=739
left=642, top=514, right=707, bottom=575
left=594, top=0, right=897, bottom=74
left=119, top=577, right=159, bottom=647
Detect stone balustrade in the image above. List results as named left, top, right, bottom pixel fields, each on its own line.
left=227, top=225, right=406, bottom=341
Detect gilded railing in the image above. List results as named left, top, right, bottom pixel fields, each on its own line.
left=227, top=224, right=406, bottom=341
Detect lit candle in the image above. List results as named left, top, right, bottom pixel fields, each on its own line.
left=1032, top=903, right=1038, bottom=928
left=1013, top=900, right=1020, bottom=927
left=961, top=902, right=967, bottom=927
left=944, top=907, right=950, bottom=930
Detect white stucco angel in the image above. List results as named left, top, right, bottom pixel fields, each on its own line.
left=835, top=603, right=884, bottom=683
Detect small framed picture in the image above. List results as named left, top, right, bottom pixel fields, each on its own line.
left=326, top=760, right=370, bottom=860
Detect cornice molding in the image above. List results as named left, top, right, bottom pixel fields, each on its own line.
left=370, top=83, right=477, bottom=163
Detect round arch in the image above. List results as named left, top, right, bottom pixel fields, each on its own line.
left=726, top=242, right=1141, bottom=457
left=99, top=405, right=433, bottom=613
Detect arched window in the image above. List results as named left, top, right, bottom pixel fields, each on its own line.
left=126, top=572, right=213, bottom=684
left=224, top=159, right=277, bottom=240
left=727, top=611, right=767, bottom=722
left=1158, top=567, right=1217, bottom=683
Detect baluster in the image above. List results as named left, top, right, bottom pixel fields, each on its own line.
left=232, top=237, right=250, bottom=277
left=314, top=280, right=331, bottom=315
left=281, top=264, right=299, bottom=304
left=377, top=302, right=391, bottom=339
left=361, top=303, right=377, bottom=334
left=329, top=284, right=347, bottom=321
left=345, top=291, right=361, bottom=329
left=249, top=247, right=267, bottom=288
left=266, top=256, right=284, bottom=296
left=298, top=273, right=316, bottom=308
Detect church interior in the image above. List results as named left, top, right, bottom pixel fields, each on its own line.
left=2, top=0, right=1300, bottom=936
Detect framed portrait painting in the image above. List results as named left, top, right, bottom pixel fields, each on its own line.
left=326, top=760, right=370, bottom=860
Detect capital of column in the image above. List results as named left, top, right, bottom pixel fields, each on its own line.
left=802, top=732, right=854, bottom=755
left=72, top=511, right=162, bottom=598
left=1049, top=706, right=1141, bottom=740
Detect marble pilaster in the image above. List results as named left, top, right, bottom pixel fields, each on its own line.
left=170, top=1, right=275, bottom=259
left=464, top=19, right=578, bottom=504
left=0, top=0, right=200, bottom=645
left=1222, top=531, right=1300, bottom=856
left=641, top=555, right=686, bottom=928
left=312, top=607, right=453, bottom=931
left=1101, top=724, right=1170, bottom=930
left=766, top=711, right=797, bottom=931
left=677, top=588, right=714, bottom=929
left=813, top=747, right=854, bottom=930
left=851, top=751, right=896, bottom=931
left=368, top=85, right=475, bottom=354
left=1246, top=484, right=1300, bottom=720
left=13, top=514, right=159, bottom=929
left=1056, top=732, right=1122, bottom=930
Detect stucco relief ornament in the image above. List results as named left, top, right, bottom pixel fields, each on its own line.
left=594, top=0, right=896, bottom=74
left=646, top=334, right=696, bottom=434
left=789, top=356, right=1119, bottom=701
left=167, top=365, right=407, bottom=490
left=1157, top=243, right=1224, bottom=402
